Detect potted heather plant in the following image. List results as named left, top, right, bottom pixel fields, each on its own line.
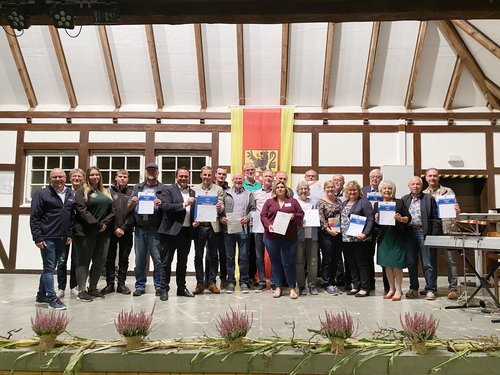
left=115, top=307, right=154, bottom=351
left=400, top=311, right=439, bottom=354
left=31, top=309, right=70, bottom=351
left=315, top=309, right=354, bottom=354
left=215, top=306, right=252, bottom=350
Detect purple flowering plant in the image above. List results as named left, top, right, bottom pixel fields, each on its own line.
left=31, top=309, right=70, bottom=336
left=115, top=308, right=153, bottom=338
left=400, top=312, right=439, bottom=342
left=216, top=306, right=253, bottom=341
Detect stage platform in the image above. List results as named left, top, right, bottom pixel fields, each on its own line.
left=1, top=274, right=499, bottom=374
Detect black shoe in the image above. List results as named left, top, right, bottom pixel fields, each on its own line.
left=177, top=288, right=194, bottom=297
left=35, top=295, right=50, bottom=307
left=77, top=290, right=93, bottom=302
left=88, top=289, right=105, bottom=298
left=346, top=290, right=359, bottom=295
left=133, top=289, right=145, bottom=297
left=355, top=291, right=370, bottom=297
left=116, top=284, right=131, bottom=295
left=100, top=284, right=115, bottom=295
left=158, top=291, right=168, bottom=301
left=155, top=289, right=162, bottom=296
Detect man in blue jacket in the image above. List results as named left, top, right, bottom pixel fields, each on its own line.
left=30, top=168, right=75, bottom=310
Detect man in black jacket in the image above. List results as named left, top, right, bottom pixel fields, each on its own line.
left=30, top=168, right=75, bottom=310
left=402, top=176, right=442, bottom=300
left=101, top=169, right=134, bottom=295
left=157, top=167, right=196, bottom=300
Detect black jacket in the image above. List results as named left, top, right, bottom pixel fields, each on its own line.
left=159, top=184, right=196, bottom=236
left=340, top=197, right=374, bottom=238
left=110, top=184, right=134, bottom=233
left=30, top=185, right=75, bottom=244
left=374, top=199, right=411, bottom=243
left=401, top=192, right=442, bottom=237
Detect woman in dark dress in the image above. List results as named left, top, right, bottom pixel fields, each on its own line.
left=375, top=180, right=411, bottom=301
left=73, top=166, right=115, bottom=302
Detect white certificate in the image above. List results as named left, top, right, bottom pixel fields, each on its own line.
left=437, top=195, right=457, bottom=219
left=303, top=208, right=320, bottom=227
left=251, top=211, right=264, bottom=233
left=226, top=212, right=243, bottom=234
left=378, top=201, right=396, bottom=226
left=345, top=214, right=367, bottom=236
left=272, top=211, right=291, bottom=235
left=137, top=192, right=155, bottom=214
left=196, top=204, right=217, bottom=222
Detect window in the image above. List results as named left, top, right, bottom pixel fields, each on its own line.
left=158, top=154, right=210, bottom=185
left=25, top=153, right=78, bottom=202
left=91, top=153, right=143, bottom=188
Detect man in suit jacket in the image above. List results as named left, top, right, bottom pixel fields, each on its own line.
left=402, top=176, right=442, bottom=301
left=158, top=167, right=196, bottom=301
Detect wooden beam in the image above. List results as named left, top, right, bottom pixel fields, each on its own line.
left=2, top=26, right=37, bottom=108
left=438, top=20, right=500, bottom=110
left=145, top=25, right=165, bottom=109
left=405, top=21, right=427, bottom=109
left=194, top=24, right=207, bottom=110
left=444, top=57, right=464, bottom=110
left=280, top=23, right=290, bottom=106
left=361, top=21, right=380, bottom=110
left=486, top=79, right=500, bottom=102
left=451, top=20, right=500, bottom=59
left=236, top=24, right=245, bottom=106
left=98, top=26, right=122, bottom=109
left=48, top=26, right=77, bottom=108
left=321, top=22, right=335, bottom=110
left=6, top=1, right=500, bottom=25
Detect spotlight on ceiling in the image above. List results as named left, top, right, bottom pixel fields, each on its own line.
left=51, top=3, right=75, bottom=29
left=4, top=7, right=31, bottom=31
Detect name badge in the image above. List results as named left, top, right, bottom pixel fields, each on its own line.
left=284, top=203, right=292, bottom=207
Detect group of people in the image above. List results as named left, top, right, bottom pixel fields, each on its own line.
left=30, top=161, right=461, bottom=309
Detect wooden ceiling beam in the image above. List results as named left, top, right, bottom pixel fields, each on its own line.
left=444, top=57, right=464, bottom=110
left=405, top=21, right=427, bottom=109
left=321, top=22, right=335, bottom=110
left=2, top=26, right=37, bottom=109
left=3, top=1, right=499, bottom=25
left=280, top=23, right=290, bottom=106
left=98, top=26, right=122, bottom=109
left=486, top=79, right=500, bottom=102
left=438, top=20, right=499, bottom=110
left=194, top=24, right=207, bottom=110
left=361, top=21, right=380, bottom=110
left=145, top=25, right=165, bottom=109
left=48, top=26, right=77, bottom=109
left=236, top=24, right=245, bottom=106
left=451, top=20, right=500, bottom=59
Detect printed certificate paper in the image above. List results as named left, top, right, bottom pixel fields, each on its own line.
left=250, top=211, right=264, bottom=233
left=437, top=195, right=457, bottom=219
left=378, top=201, right=396, bottom=226
left=195, top=195, right=218, bottom=222
left=345, top=214, right=367, bottom=236
left=226, top=212, right=243, bottom=234
left=137, top=192, right=155, bottom=214
left=303, top=208, right=320, bottom=227
left=272, top=211, right=291, bottom=235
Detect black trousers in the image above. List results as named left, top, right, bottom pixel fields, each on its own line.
left=318, top=231, right=342, bottom=287
left=160, top=227, right=192, bottom=291
left=105, top=231, right=133, bottom=285
left=343, top=241, right=371, bottom=292
left=57, top=243, right=77, bottom=290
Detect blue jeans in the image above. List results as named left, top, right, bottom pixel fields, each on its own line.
left=38, top=238, right=66, bottom=301
left=254, top=233, right=272, bottom=286
left=134, top=227, right=162, bottom=291
left=224, top=231, right=249, bottom=286
left=263, top=237, right=297, bottom=288
left=407, top=229, right=437, bottom=292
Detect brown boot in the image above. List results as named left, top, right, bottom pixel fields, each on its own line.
left=193, top=283, right=205, bottom=295
left=208, top=283, right=220, bottom=294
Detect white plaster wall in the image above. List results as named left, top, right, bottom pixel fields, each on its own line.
left=406, top=133, right=414, bottom=166
left=0, top=215, right=11, bottom=270
left=88, top=131, right=146, bottom=143
left=155, top=132, right=212, bottom=143
left=218, top=132, right=231, bottom=166
left=370, top=133, right=400, bottom=166
left=0, top=131, right=17, bottom=164
left=318, top=133, right=362, bottom=166
left=16, top=215, right=40, bottom=270
left=292, top=133, right=312, bottom=166
left=421, top=133, right=486, bottom=170
left=24, top=131, right=79, bottom=143
left=494, top=133, right=500, bottom=168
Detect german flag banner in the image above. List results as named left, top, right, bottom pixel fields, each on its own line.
left=230, top=107, right=294, bottom=178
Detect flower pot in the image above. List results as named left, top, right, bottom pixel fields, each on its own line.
left=411, top=340, right=427, bottom=354
left=330, top=337, right=346, bottom=354
left=227, top=336, right=244, bottom=351
left=125, top=335, right=143, bottom=351
left=39, top=334, right=57, bottom=351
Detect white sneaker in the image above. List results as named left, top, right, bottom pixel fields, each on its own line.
left=56, top=289, right=65, bottom=298
left=70, top=287, right=79, bottom=295
left=426, top=291, right=436, bottom=301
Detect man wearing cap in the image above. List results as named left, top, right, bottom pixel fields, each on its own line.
left=192, top=166, right=224, bottom=294
left=128, top=162, right=164, bottom=297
